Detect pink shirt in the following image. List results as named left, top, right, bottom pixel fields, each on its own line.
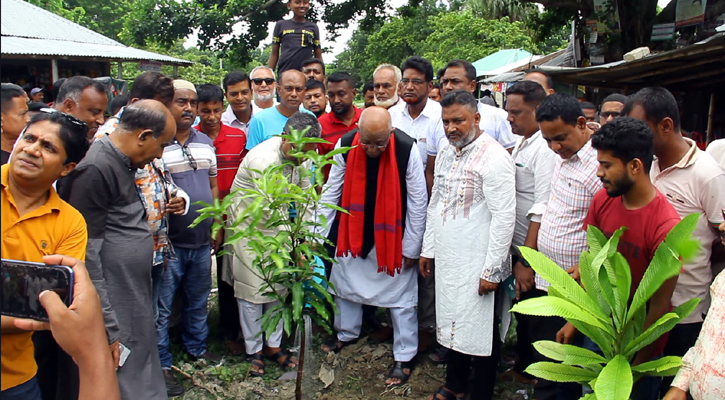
left=671, top=271, right=725, bottom=399
left=651, top=138, right=725, bottom=323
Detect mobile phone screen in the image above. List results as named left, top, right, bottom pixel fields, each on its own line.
left=1, top=259, right=74, bottom=322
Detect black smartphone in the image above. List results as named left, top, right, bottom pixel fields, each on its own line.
left=1, top=259, right=74, bottom=322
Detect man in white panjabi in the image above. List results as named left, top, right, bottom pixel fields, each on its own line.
left=228, top=112, right=320, bottom=377
left=317, top=106, right=428, bottom=388
left=420, top=90, right=516, bottom=400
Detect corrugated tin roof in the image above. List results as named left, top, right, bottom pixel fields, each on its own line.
left=1, top=0, right=121, bottom=46
left=1, top=36, right=194, bottom=65
left=473, top=49, right=538, bottom=77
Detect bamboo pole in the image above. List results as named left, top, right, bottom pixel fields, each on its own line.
left=706, top=92, right=716, bottom=146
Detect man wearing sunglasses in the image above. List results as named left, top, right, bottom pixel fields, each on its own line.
left=245, top=70, right=313, bottom=150
left=157, top=81, right=222, bottom=383
left=318, top=106, right=427, bottom=389
left=249, top=66, right=278, bottom=113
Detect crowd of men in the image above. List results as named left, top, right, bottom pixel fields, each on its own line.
left=2, top=49, right=725, bottom=400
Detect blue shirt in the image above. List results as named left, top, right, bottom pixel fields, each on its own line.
left=245, top=106, right=314, bottom=150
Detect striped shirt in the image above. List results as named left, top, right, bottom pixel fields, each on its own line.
left=194, top=123, right=247, bottom=199
left=163, top=128, right=217, bottom=248
left=537, top=140, right=601, bottom=291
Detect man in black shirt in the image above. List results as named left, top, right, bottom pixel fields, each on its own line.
left=268, top=0, right=323, bottom=74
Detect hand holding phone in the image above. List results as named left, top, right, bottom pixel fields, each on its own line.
left=2, top=259, right=73, bottom=322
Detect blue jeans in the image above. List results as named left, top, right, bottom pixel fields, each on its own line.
left=156, top=245, right=212, bottom=368
left=152, top=262, right=164, bottom=323
left=1, top=376, right=42, bottom=400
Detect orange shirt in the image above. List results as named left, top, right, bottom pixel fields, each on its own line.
left=1, top=164, right=87, bottom=390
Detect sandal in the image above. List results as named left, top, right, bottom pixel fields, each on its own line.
left=429, top=386, right=464, bottom=400
left=320, top=336, right=358, bottom=353
left=247, top=352, right=265, bottom=377
left=265, top=349, right=298, bottom=370
left=385, top=361, right=414, bottom=387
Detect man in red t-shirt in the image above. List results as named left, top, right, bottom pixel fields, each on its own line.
left=561, top=117, right=681, bottom=398
left=317, top=72, right=361, bottom=181
left=194, top=83, right=248, bottom=354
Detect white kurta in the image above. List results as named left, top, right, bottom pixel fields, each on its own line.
left=316, top=139, right=428, bottom=308
left=421, top=133, right=516, bottom=356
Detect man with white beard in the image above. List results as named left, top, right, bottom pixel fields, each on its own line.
left=373, top=64, right=404, bottom=109
left=249, top=66, right=278, bottom=113
left=420, top=90, right=516, bottom=400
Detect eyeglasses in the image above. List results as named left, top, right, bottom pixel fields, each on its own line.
left=181, top=145, right=197, bottom=170
left=252, top=78, right=276, bottom=85
left=401, top=78, right=427, bottom=86
left=373, top=82, right=394, bottom=90
left=600, top=111, right=621, bottom=118
left=359, top=140, right=390, bottom=151
left=39, top=108, right=89, bottom=134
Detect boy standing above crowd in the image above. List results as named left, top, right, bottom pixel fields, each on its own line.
left=269, top=0, right=323, bottom=75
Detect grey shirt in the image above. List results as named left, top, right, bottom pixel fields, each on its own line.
left=59, top=135, right=166, bottom=400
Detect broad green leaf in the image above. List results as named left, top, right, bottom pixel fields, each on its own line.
left=594, top=355, right=632, bottom=400
left=511, top=296, right=608, bottom=330
left=611, top=252, right=632, bottom=327
left=282, top=307, right=292, bottom=336
left=525, top=362, right=598, bottom=384
left=623, top=311, right=683, bottom=358
left=292, top=281, right=305, bottom=323
left=532, top=341, right=607, bottom=366
left=519, top=247, right=608, bottom=323
left=579, top=250, right=610, bottom=316
left=627, top=215, right=700, bottom=323
left=597, top=263, right=618, bottom=327
left=631, top=356, right=682, bottom=377
left=566, top=318, right=616, bottom=359
left=590, top=227, right=625, bottom=285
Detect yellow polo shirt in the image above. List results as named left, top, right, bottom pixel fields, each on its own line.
left=1, top=164, right=87, bottom=391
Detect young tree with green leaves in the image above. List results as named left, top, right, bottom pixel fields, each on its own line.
left=192, top=122, right=349, bottom=399
left=510, top=214, right=702, bottom=400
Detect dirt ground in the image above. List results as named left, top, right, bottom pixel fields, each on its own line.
left=168, top=291, right=533, bottom=400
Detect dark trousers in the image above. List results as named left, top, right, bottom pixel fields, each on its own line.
left=33, top=331, right=78, bottom=400
left=445, top=318, right=501, bottom=400
left=514, top=289, right=580, bottom=400
left=659, top=321, right=702, bottom=399
left=216, top=254, right=241, bottom=340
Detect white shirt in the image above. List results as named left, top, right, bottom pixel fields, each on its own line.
left=422, top=133, right=516, bottom=356
left=221, top=105, right=251, bottom=132
left=477, top=103, right=517, bottom=149
left=706, top=138, right=725, bottom=167
left=511, top=131, right=558, bottom=247
left=251, top=99, right=278, bottom=115
left=651, top=138, right=725, bottom=323
left=390, top=99, right=446, bottom=169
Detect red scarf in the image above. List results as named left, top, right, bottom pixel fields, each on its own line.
left=336, top=133, right=403, bottom=276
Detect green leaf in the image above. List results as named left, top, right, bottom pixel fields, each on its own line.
left=519, top=247, right=608, bottom=324
left=594, top=355, right=632, bottom=400
left=510, top=296, right=608, bottom=331
left=623, top=298, right=700, bottom=358
left=631, top=356, right=682, bottom=377
left=611, top=252, right=632, bottom=327
left=579, top=250, right=610, bottom=316
left=532, top=341, right=607, bottom=367
left=566, top=318, right=616, bottom=359
left=524, top=362, right=598, bottom=384
left=627, top=214, right=700, bottom=323
left=292, top=281, right=304, bottom=323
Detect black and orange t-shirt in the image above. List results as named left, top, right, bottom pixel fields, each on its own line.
left=272, top=19, right=321, bottom=74
left=0, top=163, right=87, bottom=390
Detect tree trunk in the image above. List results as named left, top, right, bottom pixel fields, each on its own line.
left=295, top=321, right=306, bottom=400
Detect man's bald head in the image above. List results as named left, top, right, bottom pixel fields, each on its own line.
left=279, top=70, right=306, bottom=86
left=358, top=107, right=394, bottom=158
left=116, top=99, right=176, bottom=168
left=524, top=71, right=555, bottom=95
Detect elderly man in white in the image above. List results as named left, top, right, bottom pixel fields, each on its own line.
left=317, top=106, right=428, bottom=388
left=420, top=90, right=516, bottom=400
left=228, top=112, right=319, bottom=377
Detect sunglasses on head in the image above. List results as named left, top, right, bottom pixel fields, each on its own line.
left=252, top=78, right=276, bottom=85
left=39, top=108, right=89, bottom=134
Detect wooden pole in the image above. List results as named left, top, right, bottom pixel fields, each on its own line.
left=706, top=92, right=715, bottom=145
